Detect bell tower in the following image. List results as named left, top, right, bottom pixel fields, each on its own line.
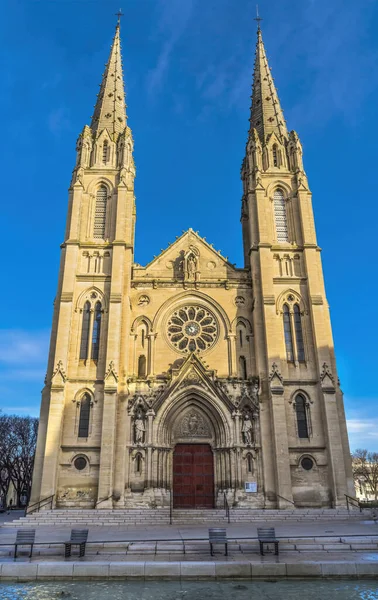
left=31, top=20, right=136, bottom=507
left=241, top=24, right=354, bottom=506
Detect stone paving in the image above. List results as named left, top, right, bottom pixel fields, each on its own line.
left=1, top=516, right=378, bottom=580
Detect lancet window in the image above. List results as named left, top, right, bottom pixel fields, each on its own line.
left=283, top=304, right=294, bottom=362
left=79, top=301, right=91, bottom=360
left=138, top=355, right=147, bottom=379
left=78, top=293, right=104, bottom=362
left=93, top=185, right=107, bottom=239
left=91, top=302, right=102, bottom=360
left=78, top=393, right=91, bottom=438
left=273, top=188, right=289, bottom=242
left=239, top=356, right=247, bottom=380
left=282, top=295, right=305, bottom=364
left=295, top=394, right=310, bottom=438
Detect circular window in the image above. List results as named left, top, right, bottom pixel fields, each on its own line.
left=74, top=457, right=87, bottom=471
left=301, top=457, right=314, bottom=471
left=167, top=305, right=219, bottom=354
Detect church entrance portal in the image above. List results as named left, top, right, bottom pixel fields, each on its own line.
left=173, top=444, right=214, bottom=509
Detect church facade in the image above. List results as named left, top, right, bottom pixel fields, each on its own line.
left=30, top=21, right=354, bottom=511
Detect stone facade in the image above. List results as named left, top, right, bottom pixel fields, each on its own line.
left=30, top=23, right=354, bottom=511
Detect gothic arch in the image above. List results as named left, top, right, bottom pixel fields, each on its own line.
left=86, top=176, right=113, bottom=196
left=154, top=388, right=231, bottom=448
left=73, top=388, right=95, bottom=403
left=231, top=316, right=253, bottom=334
left=75, top=287, right=108, bottom=312
left=276, top=289, right=307, bottom=315
left=265, top=180, right=292, bottom=199
left=153, top=290, right=232, bottom=336
left=131, top=315, right=152, bottom=333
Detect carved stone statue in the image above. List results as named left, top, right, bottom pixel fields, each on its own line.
left=242, top=414, right=253, bottom=445
left=187, top=254, right=197, bottom=279
left=134, top=410, right=145, bottom=443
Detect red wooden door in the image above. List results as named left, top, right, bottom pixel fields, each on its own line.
left=173, top=444, right=214, bottom=508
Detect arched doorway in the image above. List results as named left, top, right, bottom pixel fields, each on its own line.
left=173, top=444, right=214, bottom=508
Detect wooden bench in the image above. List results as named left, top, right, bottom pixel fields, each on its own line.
left=14, top=529, right=35, bottom=559
left=209, top=528, right=228, bottom=556
left=64, top=529, right=88, bottom=558
left=257, top=527, right=279, bottom=556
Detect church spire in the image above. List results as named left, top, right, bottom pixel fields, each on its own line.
left=90, top=22, right=127, bottom=139
left=249, top=26, right=288, bottom=143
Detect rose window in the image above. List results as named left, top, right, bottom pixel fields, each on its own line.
left=167, top=306, right=218, bottom=353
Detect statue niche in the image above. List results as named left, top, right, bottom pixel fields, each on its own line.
left=183, top=246, right=200, bottom=282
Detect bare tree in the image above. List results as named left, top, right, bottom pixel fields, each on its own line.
left=352, top=449, right=378, bottom=501
left=0, top=414, right=38, bottom=508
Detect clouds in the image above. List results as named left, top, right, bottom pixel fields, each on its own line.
left=346, top=413, right=378, bottom=451
left=0, top=330, right=49, bottom=416
left=147, top=0, right=197, bottom=97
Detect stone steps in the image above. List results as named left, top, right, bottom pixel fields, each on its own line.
left=1, top=536, right=378, bottom=558
left=7, top=507, right=368, bottom=527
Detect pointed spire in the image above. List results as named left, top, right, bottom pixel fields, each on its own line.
left=249, top=25, right=288, bottom=143
left=90, top=22, right=127, bottom=139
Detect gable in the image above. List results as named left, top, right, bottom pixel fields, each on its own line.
left=133, top=228, right=245, bottom=282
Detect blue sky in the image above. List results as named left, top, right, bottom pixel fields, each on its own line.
left=1, top=0, right=377, bottom=450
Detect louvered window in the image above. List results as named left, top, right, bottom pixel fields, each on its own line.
left=79, top=301, right=91, bottom=360
left=273, top=144, right=278, bottom=167
left=102, top=140, right=108, bottom=164
left=91, top=301, right=102, bottom=360
left=294, top=304, right=305, bottom=362
left=283, top=304, right=294, bottom=362
left=274, top=189, right=289, bottom=242
left=78, top=393, right=91, bottom=438
left=94, top=186, right=107, bottom=239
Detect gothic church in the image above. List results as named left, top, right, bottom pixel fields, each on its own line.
left=30, top=20, right=354, bottom=510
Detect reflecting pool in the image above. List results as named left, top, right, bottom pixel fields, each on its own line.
left=0, top=581, right=378, bottom=600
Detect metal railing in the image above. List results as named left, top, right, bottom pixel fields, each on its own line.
left=169, top=489, right=173, bottom=525
left=223, top=492, right=230, bottom=523
left=345, top=494, right=362, bottom=513
left=275, top=493, right=295, bottom=507
left=95, top=495, right=113, bottom=508
left=26, top=494, right=55, bottom=515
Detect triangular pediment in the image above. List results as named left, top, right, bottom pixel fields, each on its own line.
left=133, top=229, right=246, bottom=281
left=153, top=353, right=233, bottom=412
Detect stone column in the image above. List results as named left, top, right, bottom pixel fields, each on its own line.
left=147, top=333, right=157, bottom=377
left=39, top=385, right=65, bottom=504
left=97, top=386, right=117, bottom=508
left=146, top=409, right=155, bottom=487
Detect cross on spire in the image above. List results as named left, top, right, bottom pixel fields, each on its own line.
left=254, top=5, right=262, bottom=31
left=115, top=8, right=124, bottom=26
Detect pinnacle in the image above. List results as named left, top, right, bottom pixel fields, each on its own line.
left=90, top=24, right=127, bottom=139
left=249, top=28, right=288, bottom=143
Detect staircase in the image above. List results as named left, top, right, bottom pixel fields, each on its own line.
left=6, top=507, right=368, bottom=528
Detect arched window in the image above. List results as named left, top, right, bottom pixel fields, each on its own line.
left=272, top=144, right=278, bottom=167
left=239, top=356, right=247, bottom=380
left=138, top=355, right=146, bottom=378
left=295, top=394, right=309, bottom=438
left=93, top=186, right=107, bottom=239
left=247, top=453, right=253, bottom=473
left=273, top=188, right=289, bottom=242
left=293, top=304, right=305, bottom=362
left=239, top=328, right=243, bottom=348
left=283, top=304, right=294, bottom=362
left=78, top=393, right=91, bottom=438
left=79, top=301, right=91, bottom=360
left=102, top=140, right=108, bottom=164
left=91, top=301, right=102, bottom=360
